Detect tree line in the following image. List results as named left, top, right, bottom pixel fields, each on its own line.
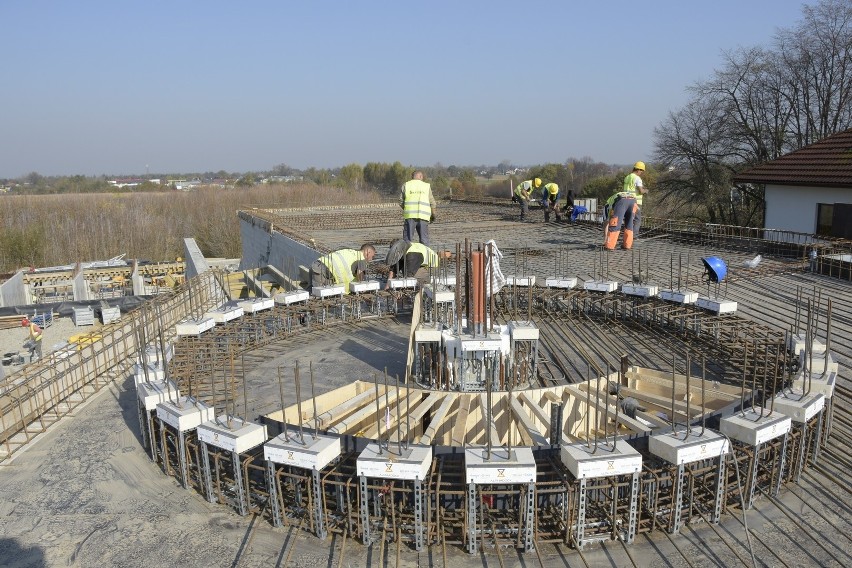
left=653, top=0, right=852, bottom=226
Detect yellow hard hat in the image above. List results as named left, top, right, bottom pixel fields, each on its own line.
left=633, top=161, right=646, bottom=171
left=534, top=177, right=542, bottom=187
left=548, top=184, right=559, bottom=195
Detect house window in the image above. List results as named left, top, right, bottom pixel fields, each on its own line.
left=816, top=203, right=833, bottom=236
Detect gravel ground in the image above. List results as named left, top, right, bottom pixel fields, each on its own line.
left=0, top=316, right=103, bottom=378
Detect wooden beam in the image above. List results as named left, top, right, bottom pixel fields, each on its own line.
left=509, top=396, right=548, bottom=446
left=451, top=395, right=472, bottom=447
left=518, top=392, right=551, bottom=427
left=420, top=394, right=455, bottom=445
left=327, top=389, right=400, bottom=435
left=478, top=393, right=500, bottom=449
left=311, top=385, right=382, bottom=430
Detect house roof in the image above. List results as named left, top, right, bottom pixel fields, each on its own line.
left=734, top=128, right=852, bottom=187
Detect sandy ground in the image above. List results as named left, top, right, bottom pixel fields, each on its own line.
left=0, top=317, right=102, bottom=379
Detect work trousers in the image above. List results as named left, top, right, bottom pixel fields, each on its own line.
left=542, top=200, right=562, bottom=222
left=403, top=218, right=430, bottom=246
left=604, top=197, right=638, bottom=250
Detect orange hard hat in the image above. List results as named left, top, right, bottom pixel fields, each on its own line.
left=21, top=318, right=29, bottom=327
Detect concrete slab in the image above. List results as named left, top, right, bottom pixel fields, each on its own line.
left=696, top=297, right=737, bottom=314
left=156, top=397, right=215, bottom=433
left=561, top=441, right=642, bottom=479
left=649, top=428, right=729, bottom=465
left=204, top=304, right=244, bottom=324
left=137, top=380, right=180, bottom=412
left=465, top=446, right=536, bottom=484
left=238, top=297, right=275, bottom=312
left=772, top=391, right=826, bottom=424
left=583, top=280, right=618, bottom=293
left=508, top=321, right=539, bottom=341
left=545, top=277, right=577, bottom=289
left=719, top=409, right=791, bottom=446
left=264, top=431, right=341, bottom=470
left=197, top=416, right=268, bottom=454
left=274, top=289, right=310, bottom=305
left=357, top=443, right=432, bottom=481
left=506, top=275, right=535, bottom=286
left=659, top=289, right=698, bottom=304
left=350, top=280, right=380, bottom=293
left=622, top=284, right=659, bottom=298
left=175, top=317, right=215, bottom=336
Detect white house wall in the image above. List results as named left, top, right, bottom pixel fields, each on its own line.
left=765, top=184, right=852, bottom=233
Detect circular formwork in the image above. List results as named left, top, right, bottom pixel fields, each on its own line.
left=146, top=282, right=828, bottom=556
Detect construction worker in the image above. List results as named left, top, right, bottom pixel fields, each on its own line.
left=400, top=171, right=436, bottom=246
left=21, top=317, right=43, bottom=362
left=621, top=161, right=648, bottom=236
left=541, top=182, right=562, bottom=222
left=513, top=178, right=542, bottom=221
left=310, top=244, right=377, bottom=293
left=384, top=239, right=450, bottom=288
left=603, top=192, right=639, bottom=250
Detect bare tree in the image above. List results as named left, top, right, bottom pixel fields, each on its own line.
left=654, top=0, right=852, bottom=226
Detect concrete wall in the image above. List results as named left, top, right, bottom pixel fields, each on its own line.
left=183, top=238, right=210, bottom=280
left=765, top=184, right=852, bottom=233
left=239, top=216, right=320, bottom=281
left=72, top=270, right=90, bottom=301
left=0, top=271, right=28, bottom=307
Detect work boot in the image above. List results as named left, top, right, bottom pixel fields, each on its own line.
left=544, top=212, right=550, bottom=222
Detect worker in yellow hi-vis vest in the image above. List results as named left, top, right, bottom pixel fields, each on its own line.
left=400, top=171, right=437, bottom=246
left=310, top=244, right=377, bottom=293
left=513, top=177, right=541, bottom=221
left=384, top=239, right=452, bottom=289
left=621, top=161, right=648, bottom=235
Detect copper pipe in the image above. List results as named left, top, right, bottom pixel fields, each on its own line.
left=471, top=250, right=485, bottom=335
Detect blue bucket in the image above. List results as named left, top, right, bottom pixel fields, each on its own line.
left=701, top=256, right=728, bottom=282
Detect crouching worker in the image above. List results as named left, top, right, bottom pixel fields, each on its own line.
left=384, top=239, right=451, bottom=289
left=21, top=317, right=43, bottom=362
left=310, top=243, right=376, bottom=293
left=541, top=183, right=562, bottom=222
left=603, top=193, right=639, bottom=250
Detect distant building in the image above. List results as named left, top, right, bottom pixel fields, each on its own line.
left=108, top=178, right=147, bottom=189
left=167, top=178, right=201, bottom=191
left=735, top=129, right=852, bottom=238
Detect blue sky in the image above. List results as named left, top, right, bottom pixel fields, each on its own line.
left=1, top=1, right=809, bottom=177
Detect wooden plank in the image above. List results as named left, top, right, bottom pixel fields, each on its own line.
left=420, top=394, right=455, bottom=445
left=264, top=264, right=301, bottom=292
left=279, top=383, right=373, bottom=429
left=368, top=391, right=422, bottom=441
left=327, top=388, right=400, bottom=435
left=518, top=392, right=551, bottom=427
left=406, top=391, right=443, bottom=424
left=478, top=393, right=501, bottom=448
left=509, top=396, right=548, bottom=446
left=451, top=395, right=472, bottom=447
left=567, top=384, right=653, bottom=435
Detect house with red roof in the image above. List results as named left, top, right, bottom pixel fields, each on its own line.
left=735, top=129, right=852, bottom=238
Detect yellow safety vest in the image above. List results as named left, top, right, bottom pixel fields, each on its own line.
left=319, top=249, right=364, bottom=293
left=514, top=180, right=534, bottom=199
left=622, top=172, right=644, bottom=206
left=407, top=243, right=439, bottom=268
left=402, top=179, right=432, bottom=221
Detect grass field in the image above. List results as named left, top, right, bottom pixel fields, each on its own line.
left=0, top=184, right=388, bottom=273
